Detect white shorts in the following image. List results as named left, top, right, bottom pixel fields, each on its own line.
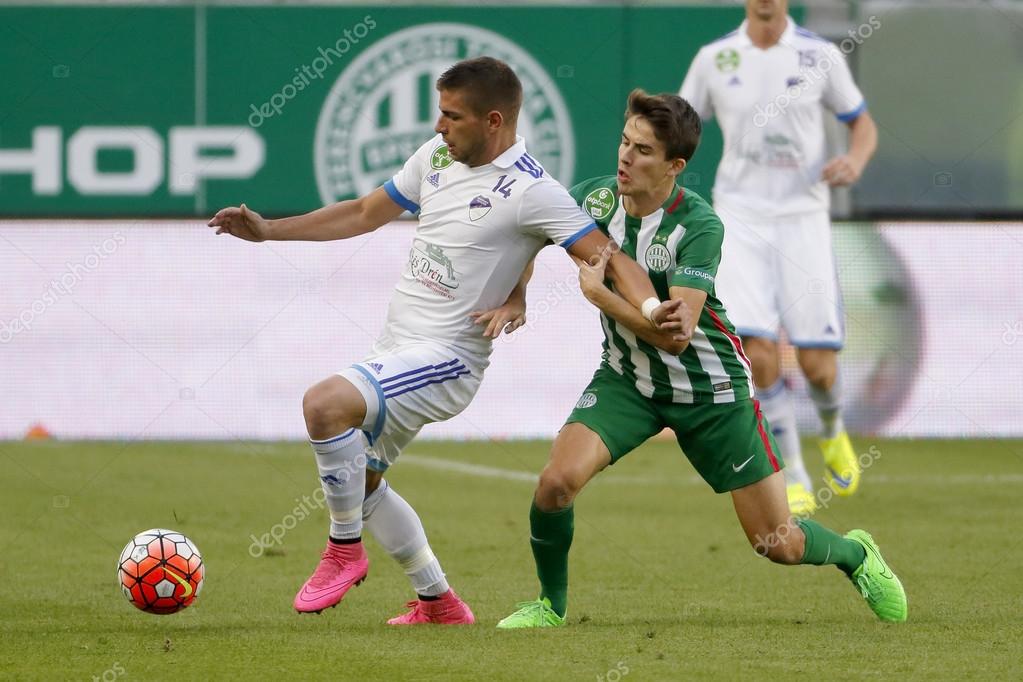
left=714, top=202, right=844, bottom=349
left=338, top=340, right=484, bottom=471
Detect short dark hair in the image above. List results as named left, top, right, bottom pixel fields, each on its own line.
left=436, top=57, right=523, bottom=123
left=625, top=89, right=702, bottom=162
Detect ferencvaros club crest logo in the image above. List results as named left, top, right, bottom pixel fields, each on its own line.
left=315, top=23, right=575, bottom=204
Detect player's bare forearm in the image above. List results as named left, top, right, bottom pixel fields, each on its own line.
left=603, top=250, right=659, bottom=309
left=507, top=258, right=535, bottom=305
left=268, top=187, right=405, bottom=241
left=823, top=112, right=877, bottom=186
left=568, top=231, right=686, bottom=333
left=566, top=230, right=658, bottom=310
left=584, top=284, right=687, bottom=355
left=846, top=110, right=877, bottom=172
left=668, top=286, right=708, bottom=344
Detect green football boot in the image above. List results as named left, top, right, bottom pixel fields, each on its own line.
left=496, top=597, right=566, bottom=629
left=845, top=529, right=907, bottom=622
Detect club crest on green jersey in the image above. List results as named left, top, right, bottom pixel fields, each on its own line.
left=575, top=392, right=597, bottom=409
left=644, top=243, right=672, bottom=272
left=583, top=187, right=616, bottom=220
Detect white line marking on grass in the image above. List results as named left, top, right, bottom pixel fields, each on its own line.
left=400, top=454, right=1023, bottom=486
left=401, top=455, right=537, bottom=482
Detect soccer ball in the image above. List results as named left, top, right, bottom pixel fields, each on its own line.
left=117, top=528, right=204, bottom=614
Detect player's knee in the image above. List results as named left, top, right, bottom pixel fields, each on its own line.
left=799, top=359, right=835, bottom=388
left=536, top=466, right=581, bottom=511
left=742, top=337, right=779, bottom=385
left=302, top=382, right=348, bottom=438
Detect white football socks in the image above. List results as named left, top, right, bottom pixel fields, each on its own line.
left=311, top=429, right=367, bottom=540
left=759, top=379, right=812, bottom=490
left=363, top=480, right=449, bottom=597
left=809, top=370, right=844, bottom=439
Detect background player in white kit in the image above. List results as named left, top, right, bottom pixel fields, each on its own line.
left=209, top=57, right=685, bottom=624
left=680, top=0, right=878, bottom=514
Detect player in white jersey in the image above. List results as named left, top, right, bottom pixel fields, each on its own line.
left=680, top=0, right=878, bottom=514
left=209, top=57, right=684, bottom=624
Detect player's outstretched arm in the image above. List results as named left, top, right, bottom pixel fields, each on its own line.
left=208, top=187, right=406, bottom=242
left=566, top=230, right=682, bottom=332
left=469, top=259, right=534, bottom=338
left=572, top=249, right=690, bottom=355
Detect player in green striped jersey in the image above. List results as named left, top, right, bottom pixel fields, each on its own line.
left=493, top=90, right=906, bottom=628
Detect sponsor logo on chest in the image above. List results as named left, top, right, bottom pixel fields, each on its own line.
left=583, top=187, right=616, bottom=221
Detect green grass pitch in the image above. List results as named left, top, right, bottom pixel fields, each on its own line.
left=2, top=438, right=1022, bottom=680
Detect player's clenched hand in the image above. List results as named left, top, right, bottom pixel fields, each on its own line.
left=469, top=301, right=527, bottom=338
left=207, top=203, right=271, bottom=242
left=572, top=243, right=614, bottom=301
left=822, top=155, right=863, bottom=187
left=651, top=298, right=692, bottom=339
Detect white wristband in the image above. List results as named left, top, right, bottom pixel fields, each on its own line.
left=641, top=297, right=660, bottom=323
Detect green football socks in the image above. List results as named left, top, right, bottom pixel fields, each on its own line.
left=529, top=501, right=574, bottom=617
left=797, top=518, right=866, bottom=574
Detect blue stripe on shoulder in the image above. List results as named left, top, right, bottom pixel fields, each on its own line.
left=515, top=154, right=543, bottom=179
left=836, top=101, right=866, bottom=122
left=560, top=222, right=598, bottom=250
left=794, top=27, right=831, bottom=44
left=383, top=179, right=420, bottom=213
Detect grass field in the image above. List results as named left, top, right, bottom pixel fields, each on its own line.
left=2, top=437, right=1022, bottom=680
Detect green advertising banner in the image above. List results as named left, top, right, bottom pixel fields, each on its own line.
left=0, top=4, right=766, bottom=217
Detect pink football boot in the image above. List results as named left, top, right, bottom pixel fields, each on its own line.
left=386, top=590, right=476, bottom=625
left=293, top=541, right=369, bottom=613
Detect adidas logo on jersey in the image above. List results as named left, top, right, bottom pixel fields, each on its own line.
left=427, top=172, right=440, bottom=188
left=728, top=75, right=741, bottom=87
left=368, top=362, right=384, bottom=374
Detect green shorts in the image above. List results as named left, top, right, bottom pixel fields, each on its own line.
left=565, top=365, right=784, bottom=493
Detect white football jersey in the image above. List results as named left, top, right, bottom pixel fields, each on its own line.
left=380, top=134, right=595, bottom=359
left=680, top=17, right=866, bottom=217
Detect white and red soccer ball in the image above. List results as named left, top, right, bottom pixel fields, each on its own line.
left=118, top=529, right=204, bottom=614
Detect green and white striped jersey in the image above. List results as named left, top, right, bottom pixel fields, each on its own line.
left=571, top=176, right=754, bottom=404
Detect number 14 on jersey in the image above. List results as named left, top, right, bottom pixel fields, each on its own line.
left=492, top=175, right=517, bottom=199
